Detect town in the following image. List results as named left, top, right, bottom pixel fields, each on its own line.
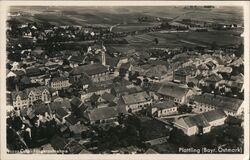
left=6, top=6, right=244, bottom=154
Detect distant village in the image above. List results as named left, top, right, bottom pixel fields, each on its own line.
left=6, top=11, right=244, bottom=154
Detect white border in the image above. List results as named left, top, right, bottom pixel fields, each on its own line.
left=0, top=1, right=249, bottom=160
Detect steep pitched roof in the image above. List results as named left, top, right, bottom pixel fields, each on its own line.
left=11, top=91, right=28, bottom=101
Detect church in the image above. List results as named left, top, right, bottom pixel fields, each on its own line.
left=70, top=44, right=111, bottom=83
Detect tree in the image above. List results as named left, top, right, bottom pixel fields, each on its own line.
left=177, top=105, right=192, bottom=114
left=62, top=58, right=70, bottom=66
left=119, top=68, right=127, bottom=78
left=211, top=41, right=218, bottom=50
left=235, top=43, right=243, bottom=57
left=134, top=78, right=142, bottom=86
left=154, top=38, right=159, bottom=44
left=187, top=82, right=195, bottom=88
left=169, top=128, right=189, bottom=147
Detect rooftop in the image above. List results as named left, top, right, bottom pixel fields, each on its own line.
left=70, top=64, right=108, bottom=76
left=122, top=91, right=151, bottom=105
left=153, top=100, right=177, bottom=109
left=157, top=83, right=190, bottom=99
left=87, top=107, right=118, bottom=122
left=193, top=93, right=243, bottom=112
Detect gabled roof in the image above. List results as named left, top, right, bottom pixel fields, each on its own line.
left=183, top=114, right=210, bottom=128
left=122, top=91, right=151, bottom=105
left=65, top=114, right=79, bottom=125
left=70, top=64, right=108, bottom=76
left=25, top=86, right=50, bottom=96
left=157, top=83, right=190, bottom=99
left=11, top=91, right=28, bottom=101
left=26, top=67, right=44, bottom=77
left=87, top=107, right=118, bottom=122
left=205, top=74, right=222, bottom=82
left=69, top=55, right=85, bottom=63
left=50, top=100, right=71, bottom=110
left=198, top=63, right=209, bottom=70
left=33, top=103, right=50, bottom=115
left=101, top=92, right=116, bottom=102
left=51, top=77, right=68, bottom=83
left=55, top=108, right=69, bottom=120
left=70, top=97, right=82, bottom=107
left=193, top=93, right=243, bottom=112
left=13, top=70, right=25, bottom=76
left=202, top=109, right=227, bottom=122
left=153, top=100, right=177, bottom=109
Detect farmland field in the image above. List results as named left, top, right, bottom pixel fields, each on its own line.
left=10, top=6, right=243, bottom=27
left=126, top=29, right=243, bottom=49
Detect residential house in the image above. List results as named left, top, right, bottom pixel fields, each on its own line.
left=51, top=77, right=71, bottom=90
left=201, top=73, right=222, bottom=88
left=11, top=91, right=29, bottom=109
left=151, top=100, right=178, bottom=117
left=11, top=86, right=51, bottom=108
left=80, top=85, right=111, bottom=102
left=174, top=109, right=227, bottom=136
left=54, top=107, right=70, bottom=124
left=192, top=93, right=244, bottom=116
left=122, top=91, right=152, bottom=113
left=25, top=86, right=51, bottom=104
left=157, top=83, right=194, bottom=104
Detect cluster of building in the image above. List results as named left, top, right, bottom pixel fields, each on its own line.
left=6, top=20, right=244, bottom=153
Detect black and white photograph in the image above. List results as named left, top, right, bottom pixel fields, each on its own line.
left=0, top=1, right=249, bottom=160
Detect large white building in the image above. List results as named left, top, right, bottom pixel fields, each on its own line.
left=51, top=77, right=71, bottom=90
left=192, top=93, right=244, bottom=116
left=122, top=91, right=152, bottom=113
left=157, top=83, right=194, bottom=105
left=174, top=109, right=227, bottom=136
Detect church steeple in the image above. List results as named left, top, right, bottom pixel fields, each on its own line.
left=101, top=42, right=106, bottom=66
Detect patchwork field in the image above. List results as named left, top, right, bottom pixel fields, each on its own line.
left=10, top=6, right=243, bottom=27
left=126, top=30, right=243, bottom=49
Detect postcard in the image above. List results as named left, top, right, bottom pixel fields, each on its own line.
left=0, top=1, right=249, bottom=160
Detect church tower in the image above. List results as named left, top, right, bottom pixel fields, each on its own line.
left=101, top=43, right=106, bottom=66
